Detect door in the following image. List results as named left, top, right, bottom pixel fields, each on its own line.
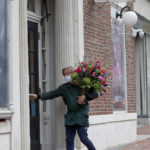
left=28, top=21, right=40, bottom=150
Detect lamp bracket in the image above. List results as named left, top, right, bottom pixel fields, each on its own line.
left=116, top=5, right=131, bottom=18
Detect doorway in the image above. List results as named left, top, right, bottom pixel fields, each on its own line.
left=28, top=21, right=40, bottom=150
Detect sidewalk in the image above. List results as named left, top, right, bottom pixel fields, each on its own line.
left=106, top=125, right=150, bottom=150
left=120, top=125, right=150, bottom=150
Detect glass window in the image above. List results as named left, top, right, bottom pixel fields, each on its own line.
left=27, top=0, right=35, bottom=12
left=111, top=18, right=127, bottom=111
left=0, top=0, right=8, bottom=108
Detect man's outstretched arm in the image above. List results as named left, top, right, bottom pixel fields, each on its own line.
left=29, top=86, right=62, bottom=101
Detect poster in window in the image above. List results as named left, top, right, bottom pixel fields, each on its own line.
left=111, top=18, right=126, bottom=111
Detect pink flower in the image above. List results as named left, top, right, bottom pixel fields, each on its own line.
left=83, top=68, right=86, bottom=72
left=102, top=70, right=106, bottom=74
left=74, top=69, right=77, bottom=73
left=97, top=60, right=100, bottom=64
left=98, top=76, right=103, bottom=80
left=92, top=72, right=96, bottom=77
left=84, top=62, right=88, bottom=65
left=102, top=77, right=106, bottom=81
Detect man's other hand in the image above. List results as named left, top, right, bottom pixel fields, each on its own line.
left=77, top=95, right=86, bottom=104
left=29, top=94, right=38, bottom=101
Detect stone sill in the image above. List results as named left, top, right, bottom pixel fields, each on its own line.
left=0, top=110, right=14, bottom=119
left=89, top=113, right=137, bottom=125
left=94, top=0, right=128, bottom=2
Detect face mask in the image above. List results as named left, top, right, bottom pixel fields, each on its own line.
left=65, top=76, right=72, bottom=83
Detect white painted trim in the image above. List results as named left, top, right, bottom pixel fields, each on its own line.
left=7, top=0, right=22, bottom=150
left=0, top=120, right=11, bottom=134
left=72, top=0, right=84, bottom=63
left=89, top=113, right=137, bottom=125
left=19, top=0, right=30, bottom=149
left=27, top=11, right=42, bottom=23
left=113, top=110, right=127, bottom=114
left=0, top=110, right=14, bottom=119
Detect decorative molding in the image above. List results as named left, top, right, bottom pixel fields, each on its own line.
left=27, top=11, right=42, bottom=23
left=0, top=110, right=14, bottom=119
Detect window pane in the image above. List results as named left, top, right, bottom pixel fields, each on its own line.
left=0, top=0, right=8, bottom=108
left=27, top=0, right=35, bottom=12
left=111, top=18, right=126, bottom=111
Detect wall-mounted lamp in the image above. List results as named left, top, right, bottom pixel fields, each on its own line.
left=116, top=6, right=138, bottom=27
left=132, top=28, right=145, bottom=38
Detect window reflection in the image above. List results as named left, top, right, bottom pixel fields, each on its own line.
left=0, top=0, right=8, bottom=108
left=111, top=18, right=126, bottom=111
left=27, top=0, right=35, bottom=12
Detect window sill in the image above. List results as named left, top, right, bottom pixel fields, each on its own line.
left=113, top=110, right=127, bottom=114
left=89, top=113, right=137, bottom=125
left=0, top=110, right=14, bottom=119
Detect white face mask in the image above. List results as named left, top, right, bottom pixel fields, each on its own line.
left=65, top=76, right=72, bottom=83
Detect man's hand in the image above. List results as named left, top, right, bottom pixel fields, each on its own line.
left=29, top=94, right=38, bottom=101
left=77, top=95, right=86, bottom=104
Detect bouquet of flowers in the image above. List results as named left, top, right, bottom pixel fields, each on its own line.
left=72, top=60, right=108, bottom=95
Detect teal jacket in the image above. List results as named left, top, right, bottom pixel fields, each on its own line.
left=39, top=83, right=99, bottom=127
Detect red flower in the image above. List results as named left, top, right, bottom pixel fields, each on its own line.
left=97, top=65, right=101, bottom=69
left=102, top=81, right=106, bottom=85
left=97, top=60, right=100, bottom=64
left=77, top=67, right=81, bottom=73
left=74, top=69, right=77, bottom=73
left=103, top=89, right=107, bottom=92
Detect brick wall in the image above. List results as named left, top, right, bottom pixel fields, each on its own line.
left=125, top=26, right=136, bottom=113
left=83, top=0, right=136, bottom=115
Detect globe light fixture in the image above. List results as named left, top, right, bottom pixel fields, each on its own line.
left=116, top=6, right=138, bottom=27
left=122, top=11, right=138, bottom=27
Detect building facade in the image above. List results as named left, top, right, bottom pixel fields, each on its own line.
left=0, top=0, right=137, bottom=150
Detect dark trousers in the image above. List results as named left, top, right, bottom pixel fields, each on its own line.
left=65, top=125, right=96, bottom=150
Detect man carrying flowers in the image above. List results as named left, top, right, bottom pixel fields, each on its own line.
left=29, top=66, right=99, bottom=150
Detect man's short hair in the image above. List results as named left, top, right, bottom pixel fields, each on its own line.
left=62, top=66, right=74, bottom=75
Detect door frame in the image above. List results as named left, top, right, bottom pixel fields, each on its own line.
left=28, top=20, right=40, bottom=150
left=27, top=8, right=43, bottom=149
